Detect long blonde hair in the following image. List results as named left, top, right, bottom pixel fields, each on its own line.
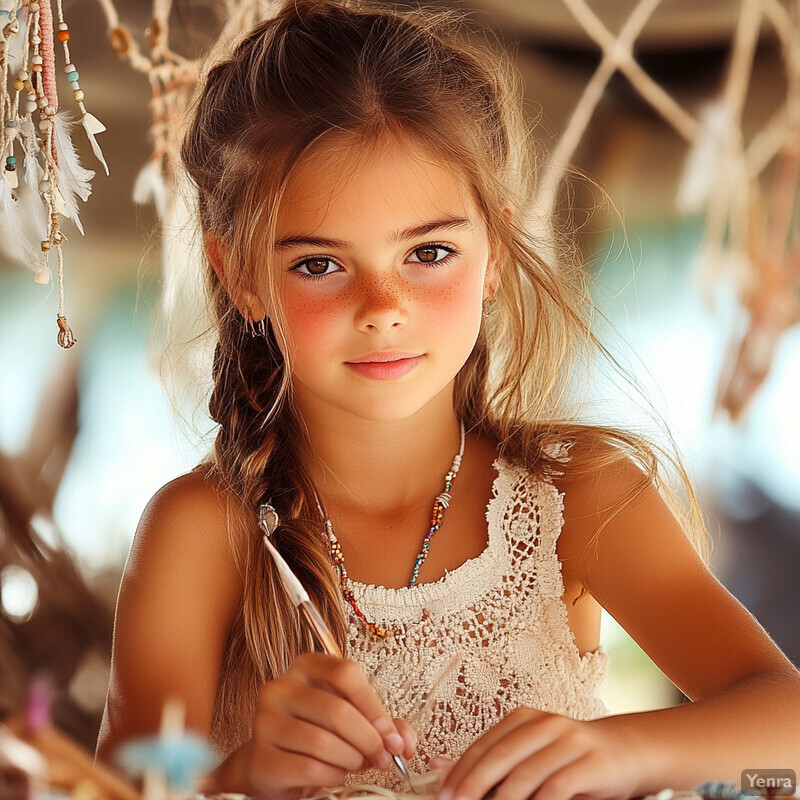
left=179, top=0, right=708, bottom=746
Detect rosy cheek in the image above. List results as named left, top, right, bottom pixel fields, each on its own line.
left=419, top=278, right=481, bottom=321
left=281, top=293, right=341, bottom=352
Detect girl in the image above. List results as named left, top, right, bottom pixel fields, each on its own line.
left=95, top=0, right=800, bottom=798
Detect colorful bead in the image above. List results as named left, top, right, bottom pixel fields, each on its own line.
left=73, top=89, right=85, bottom=102
left=66, top=70, right=79, bottom=82
left=57, top=30, right=70, bottom=42
left=13, top=79, right=23, bottom=91
left=323, top=421, right=466, bottom=635
left=6, top=156, right=16, bottom=165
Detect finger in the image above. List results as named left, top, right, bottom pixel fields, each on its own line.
left=429, top=757, right=456, bottom=788
left=293, top=654, right=406, bottom=754
left=262, top=680, right=392, bottom=770
left=440, top=710, right=556, bottom=798
left=392, top=718, right=418, bottom=758
left=532, top=755, right=593, bottom=800
left=274, top=714, right=379, bottom=773
left=492, top=740, right=586, bottom=800
left=250, top=745, right=347, bottom=795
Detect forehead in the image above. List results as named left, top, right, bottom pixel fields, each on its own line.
left=275, top=133, right=482, bottom=237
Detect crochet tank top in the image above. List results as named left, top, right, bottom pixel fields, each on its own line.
left=208, top=454, right=610, bottom=788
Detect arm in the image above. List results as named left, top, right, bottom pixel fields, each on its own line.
left=95, top=471, right=243, bottom=765
left=565, top=455, right=800, bottom=788
left=438, top=450, right=800, bottom=800
left=96, top=473, right=416, bottom=800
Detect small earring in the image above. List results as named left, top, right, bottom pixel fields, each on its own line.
left=245, top=314, right=267, bottom=338
left=259, top=502, right=280, bottom=536
left=482, top=297, right=497, bottom=318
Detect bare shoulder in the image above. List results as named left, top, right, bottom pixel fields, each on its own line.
left=550, top=438, right=655, bottom=578
left=550, top=438, right=797, bottom=700
left=96, top=470, right=245, bottom=762
left=127, top=470, right=241, bottom=577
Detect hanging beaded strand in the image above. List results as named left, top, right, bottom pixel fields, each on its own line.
left=0, top=0, right=107, bottom=348
left=2, top=4, right=22, bottom=194
left=32, top=0, right=75, bottom=346
left=54, top=0, right=108, bottom=175
left=323, top=420, right=466, bottom=638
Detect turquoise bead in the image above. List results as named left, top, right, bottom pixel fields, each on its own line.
left=65, top=70, right=79, bottom=82
left=6, top=156, right=16, bottom=165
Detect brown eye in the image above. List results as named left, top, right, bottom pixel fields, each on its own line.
left=415, top=246, right=439, bottom=263
left=305, top=258, right=331, bottom=275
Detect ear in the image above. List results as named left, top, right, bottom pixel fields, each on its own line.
left=484, top=206, right=512, bottom=299
left=204, top=232, right=266, bottom=321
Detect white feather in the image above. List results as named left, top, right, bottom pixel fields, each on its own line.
left=52, top=110, right=96, bottom=235
left=677, top=101, right=729, bottom=214
left=133, top=160, right=169, bottom=220
left=0, top=178, right=38, bottom=269
left=82, top=113, right=109, bottom=176
left=20, top=118, right=48, bottom=242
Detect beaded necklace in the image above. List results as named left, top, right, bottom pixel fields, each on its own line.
left=322, top=420, right=466, bottom=638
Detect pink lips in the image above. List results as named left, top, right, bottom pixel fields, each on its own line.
left=345, top=351, right=425, bottom=381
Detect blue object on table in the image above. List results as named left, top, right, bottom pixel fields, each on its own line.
left=116, top=730, right=216, bottom=794
left=696, top=781, right=749, bottom=800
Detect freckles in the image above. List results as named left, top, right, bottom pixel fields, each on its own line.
left=420, top=282, right=479, bottom=320
left=284, top=296, right=337, bottom=340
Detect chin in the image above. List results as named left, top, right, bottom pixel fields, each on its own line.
left=338, top=396, right=435, bottom=423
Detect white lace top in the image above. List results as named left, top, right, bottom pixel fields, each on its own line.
left=342, top=454, right=609, bottom=790
left=207, top=454, right=610, bottom=786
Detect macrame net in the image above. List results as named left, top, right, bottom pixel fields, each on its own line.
left=115, top=0, right=800, bottom=423
left=0, top=0, right=800, bottom=384
left=3, top=0, right=797, bottom=416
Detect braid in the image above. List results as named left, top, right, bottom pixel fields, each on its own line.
left=201, top=312, right=348, bottom=750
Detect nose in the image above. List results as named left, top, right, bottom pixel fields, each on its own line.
left=353, top=274, right=408, bottom=333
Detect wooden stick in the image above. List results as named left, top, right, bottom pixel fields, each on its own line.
left=4, top=715, right=142, bottom=800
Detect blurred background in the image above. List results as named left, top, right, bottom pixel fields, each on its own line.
left=1, top=0, right=798, bottom=756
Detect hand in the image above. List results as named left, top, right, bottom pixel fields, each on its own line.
left=431, top=708, right=642, bottom=800
left=221, top=653, right=417, bottom=800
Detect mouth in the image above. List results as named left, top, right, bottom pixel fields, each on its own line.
left=346, top=351, right=423, bottom=364
left=345, top=352, right=425, bottom=380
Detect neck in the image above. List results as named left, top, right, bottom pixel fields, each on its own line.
left=293, top=387, right=463, bottom=518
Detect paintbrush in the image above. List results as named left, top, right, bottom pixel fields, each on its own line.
left=259, top=503, right=419, bottom=794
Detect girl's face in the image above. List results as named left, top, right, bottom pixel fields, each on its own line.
left=268, top=134, right=497, bottom=423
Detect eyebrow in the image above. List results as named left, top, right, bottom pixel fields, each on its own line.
left=273, top=216, right=473, bottom=251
